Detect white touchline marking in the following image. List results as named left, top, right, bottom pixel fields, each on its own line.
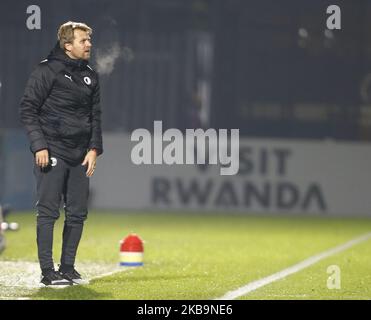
left=0, top=296, right=31, bottom=300
left=0, top=261, right=129, bottom=291
left=216, top=232, right=371, bottom=300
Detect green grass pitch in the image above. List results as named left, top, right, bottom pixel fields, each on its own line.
left=1, top=211, right=371, bottom=300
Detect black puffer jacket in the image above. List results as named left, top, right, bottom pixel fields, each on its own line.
left=20, top=43, right=103, bottom=164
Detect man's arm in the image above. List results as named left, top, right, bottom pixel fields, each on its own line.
left=88, top=75, right=103, bottom=155
left=19, top=63, right=54, bottom=155
left=81, top=74, right=103, bottom=177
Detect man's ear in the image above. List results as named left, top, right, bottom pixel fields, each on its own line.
left=64, top=42, right=73, bottom=52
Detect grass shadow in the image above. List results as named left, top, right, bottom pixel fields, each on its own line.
left=97, top=273, right=209, bottom=284
left=29, top=284, right=114, bottom=300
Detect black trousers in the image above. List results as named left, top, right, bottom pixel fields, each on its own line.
left=33, top=157, right=89, bottom=270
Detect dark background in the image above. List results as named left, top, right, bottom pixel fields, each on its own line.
left=1, top=0, right=370, bottom=140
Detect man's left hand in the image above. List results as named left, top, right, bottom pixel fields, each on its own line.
left=82, top=149, right=98, bottom=177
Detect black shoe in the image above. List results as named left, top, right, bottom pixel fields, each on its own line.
left=59, top=266, right=89, bottom=285
left=40, top=269, right=72, bottom=288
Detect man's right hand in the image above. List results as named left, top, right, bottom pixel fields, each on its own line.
left=35, top=149, right=49, bottom=168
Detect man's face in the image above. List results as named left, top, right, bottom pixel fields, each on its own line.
left=65, top=29, right=92, bottom=60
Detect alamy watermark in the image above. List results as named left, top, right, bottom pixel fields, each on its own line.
left=26, top=5, right=41, bottom=30
left=130, top=121, right=240, bottom=176
left=326, top=5, right=341, bottom=30
left=327, top=265, right=341, bottom=290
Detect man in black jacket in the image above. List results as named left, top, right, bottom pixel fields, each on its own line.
left=20, top=21, right=103, bottom=287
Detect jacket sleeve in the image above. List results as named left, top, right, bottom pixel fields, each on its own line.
left=19, top=63, right=54, bottom=154
left=89, top=75, right=103, bottom=155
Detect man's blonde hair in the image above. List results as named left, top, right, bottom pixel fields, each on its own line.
left=57, top=21, right=92, bottom=50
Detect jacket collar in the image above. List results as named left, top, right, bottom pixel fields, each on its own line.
left=47, top=42, right=89, bottom=70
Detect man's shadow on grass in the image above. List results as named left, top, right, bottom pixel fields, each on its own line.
left=102, top=273, right=208, bottom=283
left=30, top=284, right=114, bottom=300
